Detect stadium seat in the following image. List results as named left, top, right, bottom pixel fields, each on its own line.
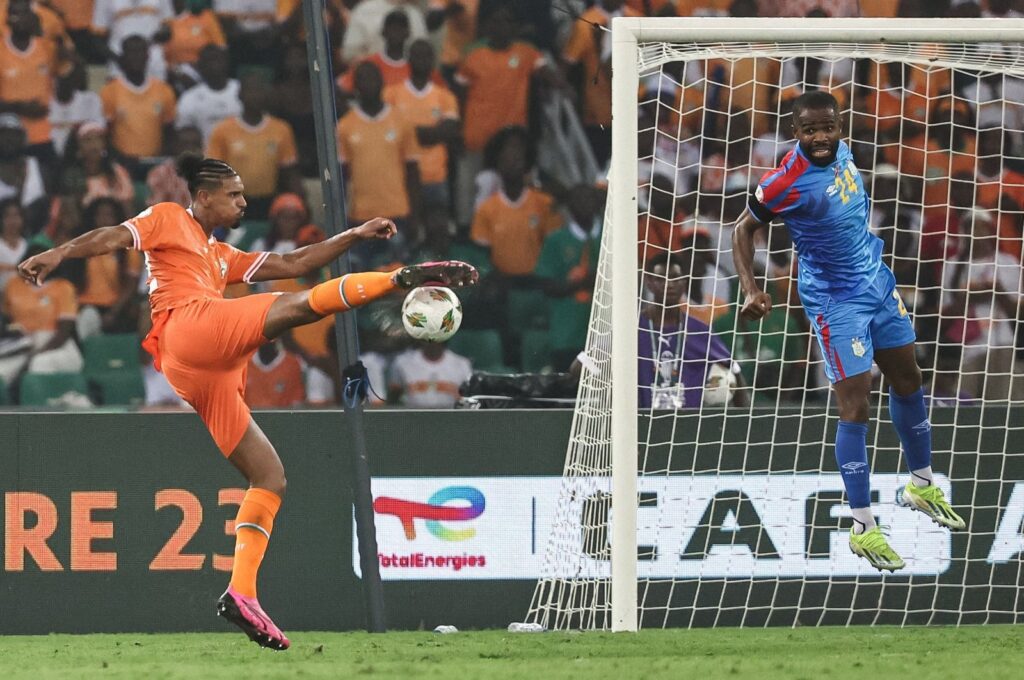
left=506, top=289, right=549, bottom=332
left=91, top=369, right=146, bottom=406
left=82, top=334, right=141, bottom=375
left=520, top=329, right=553, bottom=373
left=19, top=372, right=90, bottom=407
left=448, top=329, right=506, bottom=372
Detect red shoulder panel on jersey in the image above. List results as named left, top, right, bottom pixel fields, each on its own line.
left=760, top=151, right=809, bottom=206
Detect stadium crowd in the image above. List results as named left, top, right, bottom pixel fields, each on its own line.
left=0, top=0, right=1021, bottom=410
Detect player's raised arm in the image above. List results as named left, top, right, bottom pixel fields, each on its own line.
left=17, top=224, right=134, bottom=286
left=732, top=209, right=772, bottom=321
left=248, top=217, right=398, bottom=282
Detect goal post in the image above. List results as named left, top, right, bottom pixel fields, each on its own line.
left=532, top=17, right=1024, bottom=632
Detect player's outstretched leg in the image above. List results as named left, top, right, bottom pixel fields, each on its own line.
left=305, top=261, right=478, bottom=317
left=217, top=421, right=290, bottom=650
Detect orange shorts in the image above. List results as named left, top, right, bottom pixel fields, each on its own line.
left=151, top=294, right=279, bottom=456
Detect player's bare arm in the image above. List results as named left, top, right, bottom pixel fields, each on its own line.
left=732, top=210, right=772, bottom=321
left=249, top=217, right=397, bottom=282
left=17, top=225, right=134, bottom=286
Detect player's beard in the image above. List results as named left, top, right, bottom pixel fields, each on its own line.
left=803, top=138, right=839, bottom=167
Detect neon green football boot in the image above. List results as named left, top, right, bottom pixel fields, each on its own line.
left=901, top=483, right=966, bottom=531
left=849, top=526, right=905, bottom=572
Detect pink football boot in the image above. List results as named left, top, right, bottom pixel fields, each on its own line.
left=216, top=586, right=291, bottom=651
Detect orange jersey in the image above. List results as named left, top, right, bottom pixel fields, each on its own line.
left=338, top=52, right=410, bottom=92
left=0, top=35, right=63, bottom=145
left=206, top=115, right=298, bottom=198
left=562, top=5, right=641, bottom=127
left=49, top=0, right=95, bottom=30
left=0, top=2, right=70, bottom=42
left=470, top=188, right=562, bottom=275
left=456, top=42, right=545, bottom=151
left=245, top=350, right=306, bottom=408
left=122, top=202, right=269, bottom=315
left=100, top=76, right=177, bottom=158
left=336, top=103, right=416, bottom=221
left=163, top=10, right=226, bottom=67
left=429, top=0, right=478, bottom=66
left=383, top=80, right=458, bottom=184
left=2, top=276, right=77, bottom=333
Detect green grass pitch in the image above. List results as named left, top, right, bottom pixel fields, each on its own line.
left=3, top=627, right=1022, bottom=679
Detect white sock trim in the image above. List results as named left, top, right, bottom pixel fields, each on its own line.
left=850, top=507, right=877, bottom=533
left=235, top=522, right=270, bottom=540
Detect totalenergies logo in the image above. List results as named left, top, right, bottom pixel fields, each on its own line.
left=373, top=486, right=485, bottom=541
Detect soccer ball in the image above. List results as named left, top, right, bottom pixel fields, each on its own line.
left=401, top=286, right=463, bottom=342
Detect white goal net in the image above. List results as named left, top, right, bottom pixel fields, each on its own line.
left=528, top=18, right=1024, bottom=630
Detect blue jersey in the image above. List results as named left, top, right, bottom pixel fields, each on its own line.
left=747, top=140, right=883, bottom=308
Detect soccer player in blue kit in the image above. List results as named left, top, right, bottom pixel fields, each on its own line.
left=732, top=91, right=965, bottom=572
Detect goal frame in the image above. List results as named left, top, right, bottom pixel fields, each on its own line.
left=608, top=16, right=1024, bottom=633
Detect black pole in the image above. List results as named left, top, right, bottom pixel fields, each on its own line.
left=300, top=0, right=387, bottom=633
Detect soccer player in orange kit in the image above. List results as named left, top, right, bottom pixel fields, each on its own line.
left=18, top=153, right=477, bottom=650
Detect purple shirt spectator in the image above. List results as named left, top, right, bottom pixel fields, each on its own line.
left=639, top=314, right=731, bottom=409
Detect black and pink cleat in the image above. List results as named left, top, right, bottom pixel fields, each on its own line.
left=394, top=260, right=479, bottom=289
left=216, top=586, right=291, bottom=651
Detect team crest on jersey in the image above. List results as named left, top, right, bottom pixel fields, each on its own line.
left=529, top=214, right=540, bottom=228
left=851, top=337, right=866, bottom=357
left=508, top=55, right=520, bottom=68
left=385, top=129, right=397, bottom=142
left=755, top=185, right=764, bottom=202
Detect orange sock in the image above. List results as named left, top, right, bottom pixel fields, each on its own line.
left=308, top=271, right=398, bottom=315
left=230, top=487, right=282, bottom=598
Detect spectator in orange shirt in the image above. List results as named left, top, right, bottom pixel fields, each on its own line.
left=76, top=197, right=141, bottom=337
left=59, top=122, right=135, bottom=216
left=337, top=61, right=420, bottom=265
left=470, top=127, right=561, bottom=281
left=2, top=244, right=83, bottom=379
left=426, top=0, right=478, bottom=81
left=561, top=0, right=641, bottom=167
left=337, top=9, right=413, bottom=98
left=245, top=340, right=307, bottom=409
left=100, top=35, right=177, bottom=170
left=162, top=0, right=227, bottom=78
left=453, top=5, right=550, bottom=226
left=146, top=124, right=202, bottom=207
left=384, top=39, right=460, bottom=211
left=206, top=72, right=303, bottom=219
left=0, top=0, right=71, bottom=170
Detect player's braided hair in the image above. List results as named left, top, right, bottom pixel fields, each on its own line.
left=790, top=90, right=840, bottom=122
left=175, top=152, right=238, bottom=195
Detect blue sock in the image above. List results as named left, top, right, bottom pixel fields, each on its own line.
left=888, top=387, right=932, bottom=478
left=835, top=421, right=871, bottom=509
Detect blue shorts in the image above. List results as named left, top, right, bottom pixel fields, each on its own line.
left=805, top=266, right=916, bottom=384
